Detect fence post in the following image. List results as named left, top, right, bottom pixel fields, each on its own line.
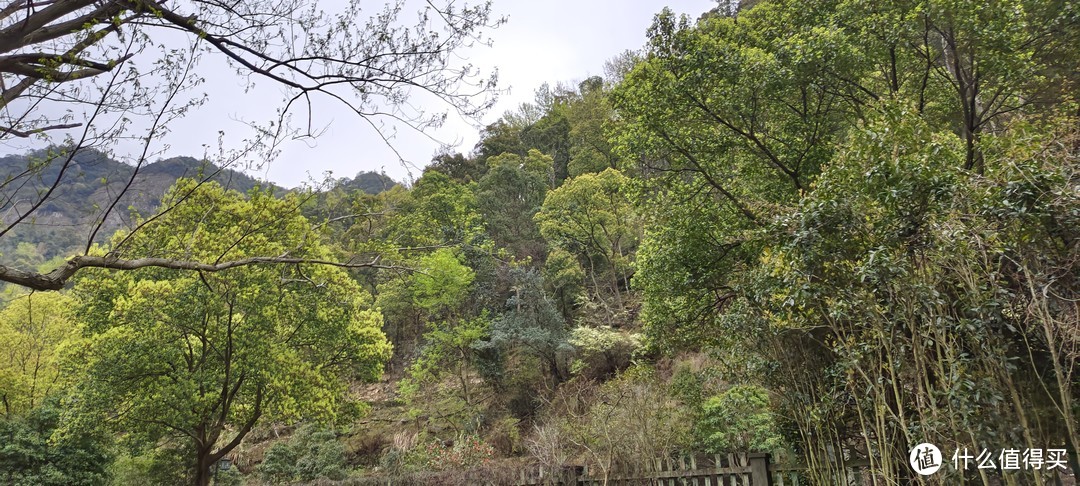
left=749, top=453, right=771, bottom=486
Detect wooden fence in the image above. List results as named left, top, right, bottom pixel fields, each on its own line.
left=516, top=453, right=811, bottom=485
left=516, top=453, right=1075, bottom=486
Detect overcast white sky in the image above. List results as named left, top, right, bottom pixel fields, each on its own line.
left=255, top=0, right=718, bottom=187
left=5, top=1, right=717, bottom=188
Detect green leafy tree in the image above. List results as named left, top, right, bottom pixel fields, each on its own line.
left=482, top=268, right=571, bottom=384
left=390, top=248, right=485, bottom=431
left=399, top=315, right=491, bottom=432
left=0, top=397, right=113, bottom=486
left=611, top=4, right=851, bottom=350
left=429, top=153, right=489, bottom=184
left=474, top=120, right=529, bottom=166
left=611, top=1, right=1080, bottom=481
left=535, top=168, right=639, bottom=315
left=476, top=150, right=553, bottom=260
left=65, top=180, right=392, bottom=486
left=375, top=246, right=477, bottom=366
left=384, top=171, right=485, bottom=250
left=521, top=112, right=572, bottom=185
left=371, top=171, right=492, bottom=364
left=542, top=248, right=586, bottom=321
left=753, top=105, right=1080, bottom=479
left=565, top=76, right=621, bottom=177
left=410, top=249, right=477, bottom=316
left=0, top=293, right=81, bottom=417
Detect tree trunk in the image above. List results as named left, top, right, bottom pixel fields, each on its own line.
left=193, top=454, right=212, bottom=486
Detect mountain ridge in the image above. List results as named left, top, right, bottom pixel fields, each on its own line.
left=0, top=148, right=399, bottom=265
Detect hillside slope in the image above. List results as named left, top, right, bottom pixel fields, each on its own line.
left=0, top=149, right=270, bottom=265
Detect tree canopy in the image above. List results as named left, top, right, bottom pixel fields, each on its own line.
left=64, top=180, right=391, bottom=485
left=0, top=0, right=1078, bottom=484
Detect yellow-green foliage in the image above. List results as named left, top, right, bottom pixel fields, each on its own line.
left=64, top=180, right=392, bottom=478
left=0, top=292, right=81, bottom=417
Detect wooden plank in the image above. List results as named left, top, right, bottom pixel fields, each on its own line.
left=695, top=454, right=708, bottom=486
left=600, top=466, right=752, bottom=482
left=767, top=458, right=871, bottom=472
left=748, top=453, right=768, bottom=486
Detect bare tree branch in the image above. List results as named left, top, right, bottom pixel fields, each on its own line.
left=0, top=121, right=78, bottom=136
left=0, top=254, right=404, bottom=291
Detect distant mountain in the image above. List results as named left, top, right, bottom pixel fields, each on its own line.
left=0, top=148, right=402, bottom=267
left=0, top=148, right=270, bottom=264
left=336, top=171, right=399, bottom=195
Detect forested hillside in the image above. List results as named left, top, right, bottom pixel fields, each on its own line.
left=0, top=147, right=396, bottom=272
left=1, top=0, right=1078, bottom=485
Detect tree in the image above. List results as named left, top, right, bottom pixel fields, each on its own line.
left=473, top=119, right=529, bottom=166
left=369, top=172, right=490, bottom=368
left=521, top=109, right=572, bottom=185
left=383, top=170, right=485, bottom=250
left=256, top=424, right=348, bottom=485
left=565, top=76, right=620, bottom=177
left=752, top=106, right=1080, bottom=480
left=399, top=314, right=491, bottom=432
left=542, top=247, right=585, bottom=321
left=0, top=292, right=80, bottom=417
left=64, top=180, right=392, bottom=486
left=610, top=4, right=858, bottom=350
left=429, top=152, right=488, bottom=184
left=0, top=396, right=113, bottom=486
left=0, top=0, right=502, bottom=290
left=535, top=168, right=639, bottom=314
left=613, top=1, right=1080, bottom=481
left=476, top=149, right=552, bottom=260
left=409, top=248, right=476, bottom=316
left=481, top=268, right=570, bottom=385
left=697, top=385, right=783, bottom=454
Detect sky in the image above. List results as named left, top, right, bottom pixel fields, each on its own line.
left=4, top=0, right=717, bottom=188
left=247, top=0, right=718, bottom=187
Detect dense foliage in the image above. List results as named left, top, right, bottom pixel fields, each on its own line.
left=0, top=0, right=1076, bottom=484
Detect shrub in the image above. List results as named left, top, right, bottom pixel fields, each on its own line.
left=405, top=434, right=495, bottom=471
left=257, top=425, right=347, bottom=484
left=697, top=385, right=784, bottom=453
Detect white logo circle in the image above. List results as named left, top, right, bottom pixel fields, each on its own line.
left=909, top=443, right=942, bottom=475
